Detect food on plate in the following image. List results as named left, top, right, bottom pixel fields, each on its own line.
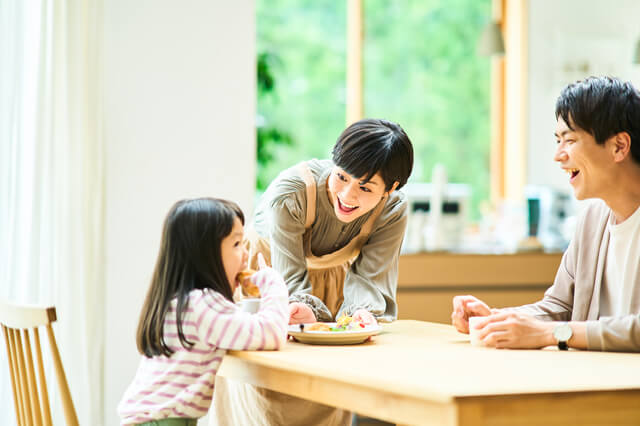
left=336, top=314, right=352, bottom=328
left=306, top=322, right=331, bottom=332
left=295, top=316, right=370, bottom=334
left=331, top=315, right=366, bottom=332
left=236, top=269, right=260, bottom=297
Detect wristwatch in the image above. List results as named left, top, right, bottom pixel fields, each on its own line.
left=553, top=322, right=573, bottom=350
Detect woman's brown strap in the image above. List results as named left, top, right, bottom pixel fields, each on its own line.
left=359, top=195, right=387, bottom=237
left=296, top=162, right=316, bottom=229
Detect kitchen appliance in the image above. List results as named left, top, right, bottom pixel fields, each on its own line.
left=524, top=185, right=573, bottom=250
left=401, top=182, right=471, bottom=252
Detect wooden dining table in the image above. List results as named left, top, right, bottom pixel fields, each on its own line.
left=217, top=320, right=640, bottom=426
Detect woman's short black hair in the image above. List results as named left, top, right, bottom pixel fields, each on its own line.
left=331, top=118, right=414, bottom=191
left=555, top=76, right=640, bottom=164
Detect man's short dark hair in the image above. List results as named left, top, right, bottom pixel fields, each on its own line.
left=555, top=76, right=640, bottom=164
left=331, top=118, right=414, bottom=191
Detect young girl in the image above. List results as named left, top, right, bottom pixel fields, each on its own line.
left=118, top=198, right=289, bottom=425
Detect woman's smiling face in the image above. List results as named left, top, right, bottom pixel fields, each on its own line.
left=326, top=166, right=394, bottom=223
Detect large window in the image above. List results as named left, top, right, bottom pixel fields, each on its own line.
left=257, top=0, right=491, bottom=219
left=256, top=0, right=346, bottom=189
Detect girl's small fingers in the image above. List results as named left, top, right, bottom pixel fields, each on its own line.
left=257, top=253, right=267, bottom=269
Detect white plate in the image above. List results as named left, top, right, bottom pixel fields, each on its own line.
left=287, top=323, right=381, bottom=345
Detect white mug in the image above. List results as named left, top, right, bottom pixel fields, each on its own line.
left=237, top=298, right=260, bottom=314
left=468, top=316, right=486, bottom=347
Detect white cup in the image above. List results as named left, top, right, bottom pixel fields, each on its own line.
left=468, top=316, right=486, bottom=347
left=237, top=298, right=260, bottom=314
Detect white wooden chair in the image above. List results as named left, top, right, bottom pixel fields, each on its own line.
left=0, top=300, right=79, bottom=426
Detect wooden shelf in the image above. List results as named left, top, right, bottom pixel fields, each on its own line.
left=399, top=251, right=563, bottom=287
left=397, top=252, right=563, bottom=323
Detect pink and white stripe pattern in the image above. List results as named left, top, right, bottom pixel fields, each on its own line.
left=118, top=268, right=288, bottom=425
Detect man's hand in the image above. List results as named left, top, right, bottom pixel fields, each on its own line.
left=451, top=295, right=493, bottom=333
left=352, top=309, right=377, bottom=326
left=288, top=302, right=316, bottom=325
left=475, top=312, right=555, bottom=349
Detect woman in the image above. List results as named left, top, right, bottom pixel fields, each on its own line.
left=213, top=118, right=414, bottom=425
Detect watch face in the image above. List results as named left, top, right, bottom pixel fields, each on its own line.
left=554, top=323, right=572, bottom=341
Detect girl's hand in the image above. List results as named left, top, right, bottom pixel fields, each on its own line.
left=352, top=309, right=377, bottom=326
left=288, top=302, right=316, bottom=325
left=256, top=252, right=268, bottom=270
left=240, top=254, right=271, bottom=296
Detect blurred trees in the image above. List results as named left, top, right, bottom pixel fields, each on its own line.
left=256, top=0, right=346, bottom=191
left=257, top=52, right=293, bottom=190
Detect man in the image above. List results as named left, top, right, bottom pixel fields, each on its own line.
left=452, top=76, right=640, bottom=352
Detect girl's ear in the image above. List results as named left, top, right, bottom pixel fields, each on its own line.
left=612, top=132, right=631, bottom=162
left=385, top=181, right=400, bottom=197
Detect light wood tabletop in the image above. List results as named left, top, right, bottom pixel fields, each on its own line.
left=218, top=320, right=640, bottom=426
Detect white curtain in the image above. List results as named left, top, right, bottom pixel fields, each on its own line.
left=0, top=0, right=104, bottom=424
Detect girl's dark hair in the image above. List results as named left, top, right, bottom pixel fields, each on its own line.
left=555, top=76, right=640, bottom=164
left=136, top=197, right=244, bottom=357
left=332, top=118, right=414, bottom=191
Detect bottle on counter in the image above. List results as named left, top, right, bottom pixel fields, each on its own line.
left=424, top=164, right=447, bottom=252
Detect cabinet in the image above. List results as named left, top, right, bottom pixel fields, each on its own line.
left=397, top=252, right=563, bottom=324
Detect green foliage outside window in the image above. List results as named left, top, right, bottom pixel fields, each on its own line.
left=257, top=52, right=293, bottom=190
left=256, top=0, right=346, bottom=191
left=257, top=0, right=490, bottom=219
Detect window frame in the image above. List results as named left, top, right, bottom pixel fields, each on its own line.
left=345, top=0, right=529, bottom=205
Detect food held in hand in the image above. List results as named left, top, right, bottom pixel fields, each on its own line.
left=236, top=269, right=256, bottom=283
left=236, top=269, right=260, bottom=297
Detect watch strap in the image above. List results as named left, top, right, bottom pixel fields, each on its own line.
left=554, top=322, right=572, bottom=351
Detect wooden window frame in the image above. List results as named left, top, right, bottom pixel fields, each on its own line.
left=346, top=0, right=528, bottom=204
left=346, top=0, right=364, bottom=126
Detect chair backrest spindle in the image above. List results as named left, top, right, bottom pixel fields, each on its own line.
left=33, top=328, right=53, bottom=426
left=3, top=326, right=23, bottom=425
left=0, top=301, right=79, bottom=426
left=22, top=328, right=43, bottom=425
left=15, top=331, right=33, bottom=424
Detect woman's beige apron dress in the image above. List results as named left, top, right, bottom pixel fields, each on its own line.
left=211, top=163, right=386, bottom=426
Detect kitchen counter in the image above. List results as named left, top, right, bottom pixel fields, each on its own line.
left=397, top=251, right=563, bottom=323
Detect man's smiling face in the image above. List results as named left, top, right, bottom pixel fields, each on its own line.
left=554, top=116, right=616, bottom=200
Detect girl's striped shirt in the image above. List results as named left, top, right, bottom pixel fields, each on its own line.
left=118, top=268, right=289, bottom=425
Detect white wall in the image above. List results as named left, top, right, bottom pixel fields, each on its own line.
left=103, top=2, right=255, bottom=424
left=527, top=0, right=640, bottom=192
